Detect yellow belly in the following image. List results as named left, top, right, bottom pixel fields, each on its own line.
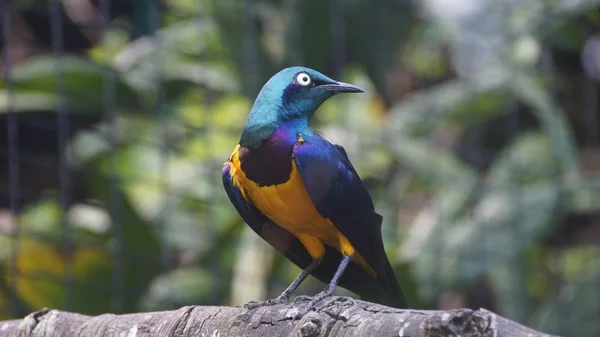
left=227, top=145, right=376, bottom=278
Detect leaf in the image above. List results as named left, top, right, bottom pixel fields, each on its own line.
left=488, top=258, right=535, bottom=324
left=386, top=136, right=479, bottom=189
left=19, top=197, right=64, bottom=240
left=397, top=137, right=481, bottom=266
left=400, top=182, right=479, bottom=263
left=386, top=73, right=509, bottom=136
left=70, top=248, right=113, bottom=315
left=112, top=18, right=238, bottom=94
left=512, top=73, right=581, bottom=184
left=4, top=240, right=65, bottom=310
left=80, top=183, right=162, bottom=313
left=0, top=187, right=161, bottom=314
left=18, top=197, right=108, bottom=246
left=0, top=236, right=11, bottom=262
left=2, top=237, right=115, bottom=314
left=113, top=18, right=216, bottom=72
left=164, top=61, right=239, bottom=92
left=530, top=247, right=600, bottom=337
left=568, top=176, right=600, bottom=212
left=487, top=132, right=559, bottom=186
left=0, top=91, right=58, bottom=113
left=1, top=55, right=142, bottom=114
left=0, top=289, right=9, bottom=320
left=410, top=132, right=563, bottom=298
left=416, top=183, right=560, bottom=299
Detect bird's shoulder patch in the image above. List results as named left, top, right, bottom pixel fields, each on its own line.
left=239, top=135, right=294, bottom=186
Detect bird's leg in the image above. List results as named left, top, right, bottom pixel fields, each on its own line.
left=281, top=258, right=321, bottom=301
left=245, top=259, right=321, bottom=309
left=308, top=254, right=352, bottom=306
left=292, top=254, right=353, bottom=319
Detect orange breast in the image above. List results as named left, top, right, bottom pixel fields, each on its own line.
left=227, top=145, right=375, bottom=276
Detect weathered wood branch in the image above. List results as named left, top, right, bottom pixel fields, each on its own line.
left=0, top=297, right=558, bottom=337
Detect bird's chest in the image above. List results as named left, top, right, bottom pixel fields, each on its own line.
left=228, top=139, right=337, bottom=238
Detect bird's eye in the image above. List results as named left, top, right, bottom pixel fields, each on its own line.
left=295, top=72, right=312, bottom=87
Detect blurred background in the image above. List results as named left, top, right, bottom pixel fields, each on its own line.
left=1, top=0, right=600, bottom=335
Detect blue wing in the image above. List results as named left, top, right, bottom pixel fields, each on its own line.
left=222, top=161, right=397, bottom=306
left=293, top=136, right=406, bottom=308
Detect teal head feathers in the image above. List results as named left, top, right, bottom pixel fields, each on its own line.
left=239, top=67, right=364, bottom=148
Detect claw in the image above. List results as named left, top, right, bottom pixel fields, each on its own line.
left=307, top=286, right=335, bottom=308
left=291, top=287, right=338, bottom=319
left=334, top=295, right=356, bottom=305
left=293, top=295, right=312, bottom=303
left=244, top=294, right=290, bottom=309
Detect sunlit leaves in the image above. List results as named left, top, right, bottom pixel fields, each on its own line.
left=512, top=73, right=581, bottom=184
left=3, top=1, right=600, bottom=332
left=1, top=56, right=141, bottom=114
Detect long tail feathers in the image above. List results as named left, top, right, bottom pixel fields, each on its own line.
left=378, top=258, right=407, bottom=308
left=351, top=258, right=406, bottom=308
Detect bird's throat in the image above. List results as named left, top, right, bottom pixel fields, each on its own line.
left=239, top=123, right=278, bottom=149
left=237, top=134, right=295, bottom=187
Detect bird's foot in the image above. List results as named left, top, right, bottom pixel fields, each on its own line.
left=244, top=294, right=290, bottom=309
left=307, top=287, right=334, bottom=308
left=333, top=295, right=357, bottom=306
left=292, top=295, right=313, bottom=303
left=293, top=286, right=336, bottom=318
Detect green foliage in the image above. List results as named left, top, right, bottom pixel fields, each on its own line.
left=529, top=247, right=600, bottom=336
left=140, top=266, right=215, bottom=310
left=404, top=132, right=562, bottom=297
left=0, top=56, right=142, bottom=114
left=0, top=192, right=160, bottom=314
left=2, top=1, right=600, bottom=336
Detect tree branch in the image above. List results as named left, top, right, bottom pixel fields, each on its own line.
left=0, top=297, right=557, bottom=337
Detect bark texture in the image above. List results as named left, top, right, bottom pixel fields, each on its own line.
left=0, top=297, right=558, bottom=337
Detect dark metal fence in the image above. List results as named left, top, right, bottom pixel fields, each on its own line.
left=2, top=1, right=600, bottom=336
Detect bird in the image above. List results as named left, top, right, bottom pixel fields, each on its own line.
left=222, top=66, right=406, bottom=309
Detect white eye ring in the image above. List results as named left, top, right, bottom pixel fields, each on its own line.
left=295, top=72, right=312, bottom=87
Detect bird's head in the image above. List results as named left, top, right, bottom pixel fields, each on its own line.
left=241, top=66, right=364, bottom=147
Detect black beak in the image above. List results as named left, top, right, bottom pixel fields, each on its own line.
left=319, top=81, right=365, bottom=93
